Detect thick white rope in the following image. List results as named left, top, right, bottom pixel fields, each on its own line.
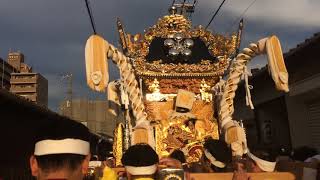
left=105, top=43, right=148, bottom=123
left=105, top=41, right=155, bottom=147
left=218, top=43, right=259, bottom=156
left=218, top=36, right=289, bottom=156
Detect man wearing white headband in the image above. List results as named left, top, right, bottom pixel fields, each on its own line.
left=245, top=150, right=277, bottom=172
left=202, top=138, right=232, bottom=172
left=29, top=119, right=91, bottom=180
left=121, top=143, right=159, bottom=180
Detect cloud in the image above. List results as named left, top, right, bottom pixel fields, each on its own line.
left=45, top=74, right=65, bottom=100
left=200, top=0, right=320, bottom=28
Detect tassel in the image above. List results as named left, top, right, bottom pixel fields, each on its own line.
left=107, top=80, right=121, bottom=116
left=259, top=36, right=289, bottom=92
left=85, top=35, right=109, bottom=92
left=242, top=66, right=254, bottom=109
left=113, top=123, right=124, bottom=167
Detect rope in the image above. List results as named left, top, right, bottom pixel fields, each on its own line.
left=104, top=41, right=148, bottom=123
left=217, top=43, right=259, bottom=157
left=218, top=36, right=289, bottom=156
left=242, top=65, right=254, bottom=109
left=85, top=34, right=153, bottom=147
left=219, top=42, right=259, bottom=129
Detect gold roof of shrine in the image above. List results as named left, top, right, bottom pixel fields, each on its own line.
left=124, top=14, right=237, bottom=79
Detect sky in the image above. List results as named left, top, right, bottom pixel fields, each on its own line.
left=0, top=0, right=319, bottom=112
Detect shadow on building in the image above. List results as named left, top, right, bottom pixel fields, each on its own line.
left=0, top=89, right=112, bottom=179
left=59, top=99, right=123, bottom=137
left=233, top=32, right=320, bottom=153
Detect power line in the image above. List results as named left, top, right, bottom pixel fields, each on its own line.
left=85, top=0, right=97, bottom=34
left=171, top=0, right=176, bottom=7
left=227, top=0, right=259, bottom=33
left=205, top=0, right=227, bottom=29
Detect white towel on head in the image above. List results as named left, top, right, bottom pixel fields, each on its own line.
left=125, top=165, right=157, bottom=175
left=204, top=150, right=226, bottom=168
left=247, top=151, right=276, bottom=172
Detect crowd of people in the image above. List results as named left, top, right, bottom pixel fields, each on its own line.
left=29, top=119, right=319, bottom=180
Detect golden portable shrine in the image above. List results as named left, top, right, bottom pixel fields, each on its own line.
left=84, top=0, right=289, bottom=168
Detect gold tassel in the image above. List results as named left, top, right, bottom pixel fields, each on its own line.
left=113, top=123, right=124, bottom=167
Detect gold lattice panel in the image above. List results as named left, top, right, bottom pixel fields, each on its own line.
left=146, top=100, right=219, bottom=163
left=145, top=100, right=219, bottom=139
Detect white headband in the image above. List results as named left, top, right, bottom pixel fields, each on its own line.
left=125, top=165, right=157, bottom=175
left=204, top=150, right=226, bottom=168
left=247, top=151, right=276, bottom=172
left=34, top=138, right=90, bottom=156
left=89, top=161, right=102, bottom=168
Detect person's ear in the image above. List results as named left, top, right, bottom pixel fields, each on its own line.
left=81, top=154, right=91, bottom=174
left=30, top=155, right=39, bottom=177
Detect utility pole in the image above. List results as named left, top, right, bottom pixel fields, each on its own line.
left=1, top=59, right=4, bottom=89
left=235, top=19, right=244, bottom=55
left=61, top=73, right=73, bottom=118
left=170, top=0, right=197, bottom=19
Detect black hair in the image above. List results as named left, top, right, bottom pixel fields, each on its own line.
left=203, top=138, right=232, bottom=165
left=121, top=143, right=159, bottom=166
left=169, top=149, right=186, bottom=163
left=91, top=155, right=99, bottom=161
left=36, top=154, right=86, bottom=172
left=249, top=150, right=277, bottom=163
left=176, top=107, right=190, bottom=113
left=35, top=118, right=90, bottom=143
left=33, top=118, right=90, bottom=172
left=292, top=146, right=318, bottom=161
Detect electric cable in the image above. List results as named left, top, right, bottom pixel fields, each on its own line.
left=227, top=0, right=258, bottom=33
left=205, top=0, right=227, bottom=29
left=85, top=0, right=97, bottom=34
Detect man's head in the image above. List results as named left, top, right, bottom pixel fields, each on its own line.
left=30, top=119, right=91, bottom=180
left=184, top=118, right=197, bottom=131
left=292, top=146, right=318, bottom=162
left=203, top=138, right=232, bottom=172
left=246, top=150, right=277, bottom=172
left=169, top=149, right=186, bottom=164
left=121, top=143, right=159, bottom=179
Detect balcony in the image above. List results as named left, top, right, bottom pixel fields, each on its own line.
left=10, top=77, right=37, bottom=84
left=17, top=93, right=37, bottom=102
left=10, top=86, right=36, bottom=93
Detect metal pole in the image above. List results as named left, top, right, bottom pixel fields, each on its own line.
left=1, top=59, right=4, bottom=89
left=61, top=73, right=73, bottom=118
left=69, top=74, right=73, bottom=118
left=235, top=19, right=244, bottom=55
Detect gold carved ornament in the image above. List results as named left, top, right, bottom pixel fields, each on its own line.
left=123, top=14, right=236, bottom=77
left=144, top=78, right=218, bottom=94
left=148, top=100, right=219, bottom=163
